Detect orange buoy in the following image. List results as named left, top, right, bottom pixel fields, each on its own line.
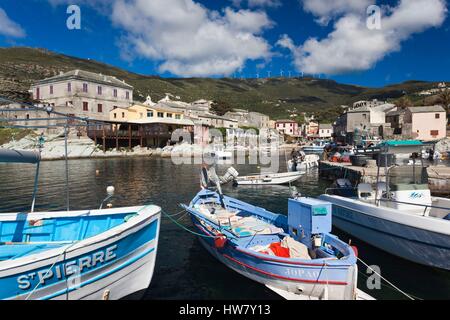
left=214, top=235, right=227, bottom=249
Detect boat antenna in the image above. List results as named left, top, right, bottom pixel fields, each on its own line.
left=64, top=120, right=70, bottom=211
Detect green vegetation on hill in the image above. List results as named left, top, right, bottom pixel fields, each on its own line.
left=0, top=47, right=443, bottom=120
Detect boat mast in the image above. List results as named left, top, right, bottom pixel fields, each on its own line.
left=64, top=121, right=70, bottom=211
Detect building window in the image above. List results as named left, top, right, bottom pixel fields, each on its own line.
left=98, top=86, right=102, bottom=95
left=66, top=101, right=73, bottom=107
left=68, top=82, right=71, bottom=92
left=435, top=113, right=440, bottom=119
left=36, top=88, right=40, bottom=100
left=126, top=91, right=130, bottom=100
left=83, top=102, right=88, bottom=111
left=97, top=104, right=103, bottom=113
left=175, top=114, right=181, bottom=119
left=50, top=85, right=53, bottom=94
left=157, top=112, right=164, bottom=118
left=147, top=111, right=154, bottom=117
left=122, top=112, right=125, bottom=118
left=113, top=89, right=117, bottom=97
left=83, top=83, right=88, bottom=93
left=26, top=114, right=30, bottom=120
left=167, top=113, right=173, bottom=118
left=113, top=113, right=117, bottom=119
left=430, top=130, right=439, bottom=136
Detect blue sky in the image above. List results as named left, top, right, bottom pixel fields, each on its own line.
left=0, top=0, right=449, bottom=87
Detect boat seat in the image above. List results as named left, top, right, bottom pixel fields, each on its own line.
left=358, top=183, right=375, bottom=200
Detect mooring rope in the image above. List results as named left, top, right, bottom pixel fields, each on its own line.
left=161, top=208, right=220, bottom=239
left=357, top=256, right=415, bottom=300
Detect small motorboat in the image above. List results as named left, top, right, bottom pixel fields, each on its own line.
left=287, top=154, right=320, bottom=172
left=0, top=149, right=161, bottom=300
left=302, top=140, right=329, bottom=154
left=234, top=171, right=303, bottom=186
left=182, top=169, right=363, bottom=300
left=320, top=140, right=450, bottom=270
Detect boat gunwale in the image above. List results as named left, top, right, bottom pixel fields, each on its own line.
left=0, top=205, right=161, bottom=272
left=320, top=194, right=450, bottom=236
left=187, top=195, right=356, bottom=268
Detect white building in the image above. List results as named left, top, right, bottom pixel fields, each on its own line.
left=224, top=109, right=271, bottom=128
left=318, top=124, right=333, bottom=138
left=193, top=113, right=238, bottom=129
left=29, top=70, right=133, bottom=121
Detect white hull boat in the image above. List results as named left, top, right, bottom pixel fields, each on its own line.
left=0, top=148, right=161, bottom=300
left=0, top=206, right=161, bottom=300
left=288, top=154, right=320, bottom=172
left=320, top=141, right=450, bottom=270
left=234, top=171, right=304, bottom=185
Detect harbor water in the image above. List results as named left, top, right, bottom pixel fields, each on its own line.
left=0, top=156, right=449, bottom=300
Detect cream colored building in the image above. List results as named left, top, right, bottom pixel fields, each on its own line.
left=405, top=106, right=447, bottom=141
left=30, top=70, right=133, bottom=121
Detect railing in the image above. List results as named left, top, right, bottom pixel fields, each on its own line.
left=376, top=198, right=450, bottom=216
left=324, top=187, right=357, bottom=195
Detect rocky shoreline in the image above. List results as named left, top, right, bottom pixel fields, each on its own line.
left=0, top=132, right=293, bottom=161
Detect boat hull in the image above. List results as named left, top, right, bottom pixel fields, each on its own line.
left=0, top=207, right=161, bottom=300
left=235, top=172, right=303, bottom=185
left=190, top=214, right=357, bottom=300
left=320, top=195, right=450, bottom=270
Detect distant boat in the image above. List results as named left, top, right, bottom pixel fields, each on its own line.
left=320, top=140, right=450, bottom=270
left=234, top=171, right=303, bottom=186
left=302, top=140, right=329, bottom=154
left=182, top=170, right=364, bottom=300
left=0, top=149, right=161, bottom=300
left=288, top=154, right=320, bottom=172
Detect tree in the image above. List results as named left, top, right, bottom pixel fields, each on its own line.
left=211, top=100, right=233, bottom=116
left=394, top=96, right=413, bottom=109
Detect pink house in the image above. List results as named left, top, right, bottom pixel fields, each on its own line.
left=405, top=106, right=447, bottom=141
left=275, top=120, right=299, bottom=136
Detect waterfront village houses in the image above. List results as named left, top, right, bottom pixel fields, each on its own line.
left=318, top=124, right=333, bottom=138
left=404, top=106, right=447, bottom=141
left=108, top=102, right=197, bottom=148
left=224, top=109, right=271, bottom=128
left=275, top=120, right=299, bottom=137
left=333, top=101, right=395, bottom=143
left=30, top=70, right=133, bottom=121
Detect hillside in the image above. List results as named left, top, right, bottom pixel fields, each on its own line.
left=0, top=47, right=440, bottom=121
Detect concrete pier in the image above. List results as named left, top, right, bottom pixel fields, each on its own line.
left=319, top=161, right=450, bottom=196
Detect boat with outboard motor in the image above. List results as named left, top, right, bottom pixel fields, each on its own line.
left=181, top=168, right=369, bottom=300
left=320, top=140, right=450, bottom=270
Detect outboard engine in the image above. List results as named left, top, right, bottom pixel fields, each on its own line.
left=287, top=197, right=332, bottom=249
left=219, top=167, right=239, bottom=184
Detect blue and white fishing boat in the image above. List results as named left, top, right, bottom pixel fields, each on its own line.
left=182, top=169, right=364, bottom=300
left=0, top=149, right=161, bottom=300
left=320, top=140, right=450, bottom=270
left=302, top=140, right=329, bottom=154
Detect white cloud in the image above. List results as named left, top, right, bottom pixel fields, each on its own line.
left=279, top=0, right=447, bottom=75
left=301, top=0, right=372, bottom=25
left=110, top=0, right=273, bottom=77
left=0, top=8, right=25, bottom=38
left=232, top=0, right=281, bottom=8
